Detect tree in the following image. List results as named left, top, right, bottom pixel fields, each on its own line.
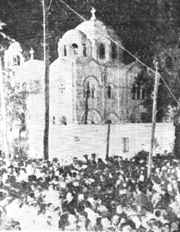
left=133, top=0, right=180, bottom=122
left=138, top=43, right=180, bottom=123
left=2, top=70, right=28, bottom=158
left=0, top=21, right=12, bottom=156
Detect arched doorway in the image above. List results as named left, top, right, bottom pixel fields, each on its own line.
left=81, top=109, right=102, bottom=124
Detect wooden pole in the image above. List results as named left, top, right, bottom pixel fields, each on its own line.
left=42, top=0, right=50, bottom=160
left=84, top=83, right=90, bottom=124
left=147, top=59, right=160, bottom=178
left=106, top=120, right=111, bottom=160
left=174, top=119, right=180, bottom=158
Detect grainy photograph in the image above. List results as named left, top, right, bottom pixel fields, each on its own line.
left=0, top=0, right=180, bottom=231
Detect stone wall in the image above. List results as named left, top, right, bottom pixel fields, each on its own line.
left=27, top=123, right=174, bottom=164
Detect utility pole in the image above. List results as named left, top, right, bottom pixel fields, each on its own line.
left=147, top=59, right=160, bottom=178
left=84, top=82, right=90, bottom=124
left=42, top=0, right=50, bottom=160
left=174, top=105, right=180, bottom=158
left=105, top=120, right=111, bottom=160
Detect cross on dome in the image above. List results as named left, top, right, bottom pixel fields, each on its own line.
left=90, top=7, right=96, bottom=20
left=30, top=47, right=34, bottom=60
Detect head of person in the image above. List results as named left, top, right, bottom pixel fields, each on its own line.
left=120, top=223, right=135, bottom=232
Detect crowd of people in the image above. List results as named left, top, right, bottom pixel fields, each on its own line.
left=1, top=150, right=180, bottom=231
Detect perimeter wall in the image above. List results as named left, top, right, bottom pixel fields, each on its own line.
left=27, top=123, right=174, bottom=163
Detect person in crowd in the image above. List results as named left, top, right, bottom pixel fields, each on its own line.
left=1, top=150, right=180, bottom=231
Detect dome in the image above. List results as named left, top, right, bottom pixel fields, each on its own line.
left=58, top=28, right=91, bottom=58
left=4, top=41, right=24, bottom=68
left=57, top=8, right=122, bottom=62
left=61, top=29, right=87, bottom=44
left=7, top=41, right=22, bottom=54
left=76, top=8, right=120, bottom=43
left=15, top=59, right=44, bottom=82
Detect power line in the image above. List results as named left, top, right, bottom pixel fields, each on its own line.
left=160, top=75, right=180, bottom=105
left=57, top=0, right=180, bottom=107
left=48, top=0, right=54, bottom=12
left=58, top=0, right=86, bottom=22
left=0, top=31, right=15, bottom=42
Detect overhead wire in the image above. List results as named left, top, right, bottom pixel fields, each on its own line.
left=57, top=0, right=180, bottom=107
left=58, top=0, right=86, bottom=22
left=0, top=31, right=15, bottom=42
left=47, top=0, right=54, bottom=12
left=160, top=76, right=180, bottom=105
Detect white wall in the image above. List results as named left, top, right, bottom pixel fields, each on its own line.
left=27, top=123, right=175, bottom=164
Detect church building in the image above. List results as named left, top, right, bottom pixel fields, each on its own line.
left=0, top=8, right=176, bottom=158
left=1, top=8, right=146, bottom=143
left=50, top=8, right=144, bottom=125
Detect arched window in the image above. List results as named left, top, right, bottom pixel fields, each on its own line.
left=141, top=88, right=145, bottom=100
left=99, top=43, right=105, bottom=59
left=91, top=84, right=95, bottom=98
left=107, top=85, right=112, bottom=99
left=83, top=43, right=87, bottom=57
left=72, top=43, right=78, bottom=55
left=111, top=42, right=117, bottom=59
left=63, top=45, right=67, bottom=56
left=132, top=84, right=136, bottom=100
left=13, top=56, right=16, bottom=65
left=132, top=83, right=145, bottom=100
left=83, top=76, right=99, bottom=101
left=17, top=55, right=20, bottom=65
left=136, top=84, right=140, bottom=100
left=84, top=81, right=90, bottom=98
left=13, top=55, right=21, bottom=65
left=84, top=81, right=96, bottom=99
